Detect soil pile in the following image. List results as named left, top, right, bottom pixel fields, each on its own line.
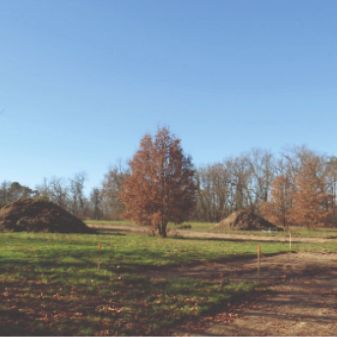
left=0, top=199, right=92, bottom=233
left=218, top=209, right=281, bottom=231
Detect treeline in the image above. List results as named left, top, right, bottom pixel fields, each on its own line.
left=194, top=147, right=337, bottom=229
left=1, top=146, right=337, bottom=228
left=0, top=169, right=128, bottom=221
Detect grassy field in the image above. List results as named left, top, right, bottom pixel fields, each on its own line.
left=215, top=226, right=337, bottom=239
left=85, top=219, right=337, bottom=239
left=1, top=231, right=337, bottom=335
left=84, top=219, right=215, bottom=232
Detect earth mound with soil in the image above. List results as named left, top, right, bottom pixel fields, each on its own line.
left=217, top=209, right=281, bottom=231
left=0, top=199, right=92, bottom=233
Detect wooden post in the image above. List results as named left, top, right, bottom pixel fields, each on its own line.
left=256, top=244, right=261, bottom=277
left=97, top=242, right=103, bottom=270
left=289, top=232, right=292, bottom=252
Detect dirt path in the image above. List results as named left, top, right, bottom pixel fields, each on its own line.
left=171, top=253, right=337, bottom=336
left=89, top=224, right=337, bottom=243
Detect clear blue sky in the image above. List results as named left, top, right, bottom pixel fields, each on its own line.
left=1, top=0, right=337, bottom=191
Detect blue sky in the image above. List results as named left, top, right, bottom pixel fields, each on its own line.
left=1, top=0, right=337, bottom=191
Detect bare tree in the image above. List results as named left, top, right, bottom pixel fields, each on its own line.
left=228, top=156, right=255, bottom=210
left=101, top=164, right=128, bottom=220
left=195, top=163, right=230, bottom=222
left=248, top=149, right=276, bottom=204
left=325, top=156, right=337, bottom=218
left=90, top=187, right=103, bottom=220
left=69, top=172, right=87, bottom=218
left=36, top=177, right=69, bottom=209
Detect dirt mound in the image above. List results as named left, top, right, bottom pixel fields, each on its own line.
left=0, top=199, right=92, bottom=233
left=217, top=209, right=281, bottom=231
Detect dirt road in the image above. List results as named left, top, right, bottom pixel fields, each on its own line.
left=172, top=253, right=337, bottom=336
left=90, top=223, right=337, bottom=244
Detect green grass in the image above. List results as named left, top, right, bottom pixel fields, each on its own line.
left=84, top=219, right=216, bottom=232
left=85, top=219, right=337, bottom=239
left=171, top=221, right=216, bottom=232
left=175, top=222, right=337, bottom=239
left=287, top=227, right=337, bottom=238
left=215, top=226, right=337, bottom=239
left=0, top=231, right=293, bottom=267
left=1, top=231, right=336, bottom=335
left=85, top=219, right=131, bottom=226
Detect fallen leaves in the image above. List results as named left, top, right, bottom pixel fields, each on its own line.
left=96, top=304, right=123, bottom=314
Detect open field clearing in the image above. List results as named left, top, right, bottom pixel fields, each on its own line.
left=3, top=1, right=337, bottom=335
left=86, top=219, right=337, bottom=238
left=1, top=231, right=337, bottom=335
left=86, top=220, right=337, bottom=244
left=0, top=232, right=281, bottom=335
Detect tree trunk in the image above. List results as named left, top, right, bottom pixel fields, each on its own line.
left=158, top=222, right=167, bottom=238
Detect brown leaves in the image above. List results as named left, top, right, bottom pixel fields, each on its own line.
left=206, top=311, right=238, bottom=324
left=121, top=127, right=196, bottom=237
left=261, top=156, right=335, bottom=229
left=97, top=304, right=123, bottom=314
left=260, top=175, right=292, bottom=230
left=292, top=157, right=333, bottom=228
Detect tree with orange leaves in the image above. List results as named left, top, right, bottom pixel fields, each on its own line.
left=291, top=157, right=333, bottom=228
left=260, top=175, right=292, bottom=230
left=121, top=128, right=196, bottom=237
